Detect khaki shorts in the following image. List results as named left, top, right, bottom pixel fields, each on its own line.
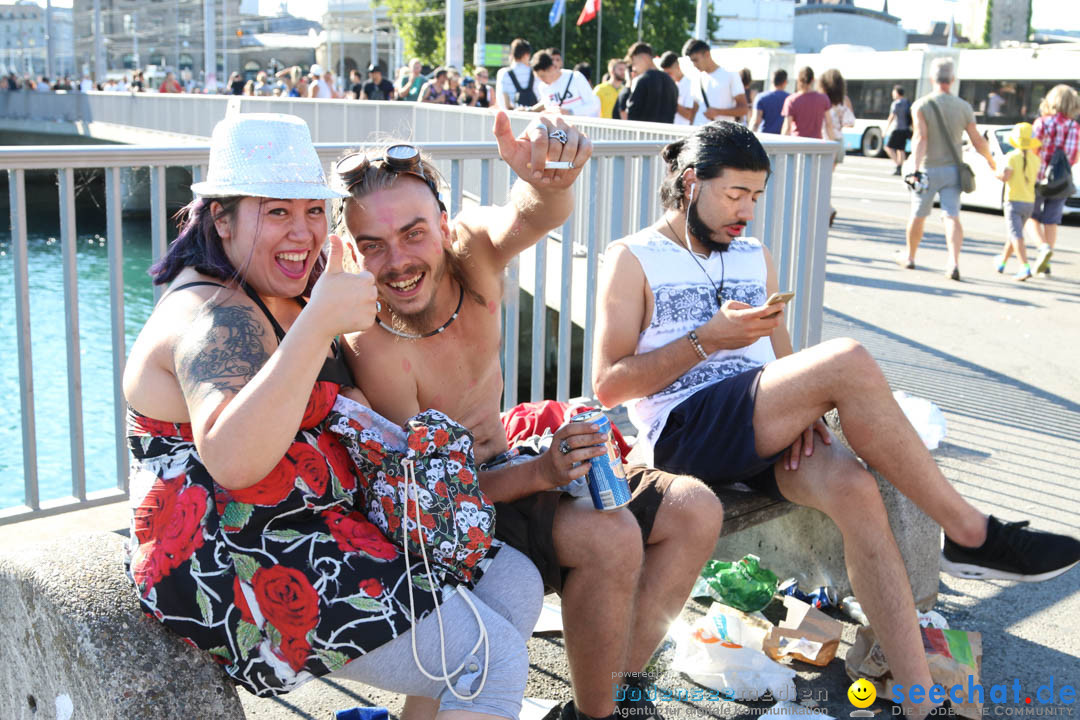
left=492, top=464, right=677, bottom=594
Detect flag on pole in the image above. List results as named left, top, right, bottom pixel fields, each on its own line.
left=634, top=0, right=644, bottom=28
left=576, top=0, right=600, bottom=26
left=549, top=0, right=566, bottom=27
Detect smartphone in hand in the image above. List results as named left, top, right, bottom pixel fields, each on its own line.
left=763, top=291, right=794, bottom=318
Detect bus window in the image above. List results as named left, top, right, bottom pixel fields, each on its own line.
left=848, top=80, right=916, bottom=120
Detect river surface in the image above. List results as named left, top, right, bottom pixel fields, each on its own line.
left=0, top=218, right=157, bottom=508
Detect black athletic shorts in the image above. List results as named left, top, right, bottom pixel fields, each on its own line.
left=652, top=366, right=784, bottom=500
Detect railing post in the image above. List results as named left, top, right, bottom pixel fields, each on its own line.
left=9, top=169, right=38, bottom=510
left=59, top=168, right=87, bottom=502
left=580, top=158, right=602, bottom=399
left=149, top=165, right=168, bottom=303
left=530, top=238, right=547, bottom=402
left=556, top=212, right=574, bottom=403
left=105, top=168, right=128, bottom=492
left=502, top=256, right=520, bottom=411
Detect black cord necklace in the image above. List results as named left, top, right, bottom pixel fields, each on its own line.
left=663, top=214, right=725, bottom=308
left=375, top=284, right=465, bottom=339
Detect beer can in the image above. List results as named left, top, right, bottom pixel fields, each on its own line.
left=570, top=410, right=632, bottom=512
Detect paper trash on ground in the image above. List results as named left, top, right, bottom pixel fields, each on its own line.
left=762, top=596, right=843, bottom=667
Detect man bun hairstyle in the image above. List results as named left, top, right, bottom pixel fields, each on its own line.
left=659, top=122, right=771, bottom=211
left=797, top=66, right=814, bottom=87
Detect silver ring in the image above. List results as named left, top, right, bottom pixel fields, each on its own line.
left=559, top=439, right=571, bottom=455
left=549, top=129, right=569, bottom=144
left=375, top=300, right=382, bottom=312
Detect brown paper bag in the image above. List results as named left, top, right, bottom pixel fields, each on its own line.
left=845, top=626, right=984, bottom=719
left=762, top=596, right=843, bottom=667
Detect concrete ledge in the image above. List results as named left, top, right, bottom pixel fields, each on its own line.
left=0, top=531, right=244, bottom=720
left=710, top=409, right=941, bottom=610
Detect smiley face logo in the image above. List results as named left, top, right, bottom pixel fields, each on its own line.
left=848, top=679, right=876, bottom=708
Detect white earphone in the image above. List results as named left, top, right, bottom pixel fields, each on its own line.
left=688, top=184, right=696, bottom=203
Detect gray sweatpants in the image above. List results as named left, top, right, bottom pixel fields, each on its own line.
left=330, top=545, right=543, bottom=719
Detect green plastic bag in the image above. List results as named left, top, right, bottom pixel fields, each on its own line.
left=691, top=554, right=779, bottom=612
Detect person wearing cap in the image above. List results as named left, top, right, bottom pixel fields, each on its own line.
left=360, top=63, right=395, bottom=101
left=122, top=113, right=542, bottom=713
left=308, top=64, right=337, bottom=99
left=336, top=109, right=722, bottom=720
left=624, top=41, right=677, bottom=124
left=993, top=122, right=1042, bottom=281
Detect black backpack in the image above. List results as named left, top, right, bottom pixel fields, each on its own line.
left=507, top=69, right=538, bottom=108
left=1036, top=146, right=1077, bottom=200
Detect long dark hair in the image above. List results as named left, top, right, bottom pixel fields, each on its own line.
left=149, top=197, right=244, bottom=285
left=820, top=68, right=845, bottom=107
left=659, top=122, right=771, bottom=212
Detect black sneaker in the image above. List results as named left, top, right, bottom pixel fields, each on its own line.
left=942, top=516, right=1080, bottom=582
left=557, top=700, right=627, bottom=720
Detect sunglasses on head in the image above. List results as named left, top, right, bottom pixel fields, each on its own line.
left=334, top=144, right=445, bottom=210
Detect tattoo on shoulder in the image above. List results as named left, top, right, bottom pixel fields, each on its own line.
left=176, top=304, right=270, bottom=399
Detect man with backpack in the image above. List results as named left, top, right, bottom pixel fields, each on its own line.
left=497, top=38, right=538, bottom=110
left=531, top=50, right=601, bottom=117
left=900, top=58, right=995, bottom=281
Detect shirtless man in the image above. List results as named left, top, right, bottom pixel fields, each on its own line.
left=337, top=112, right=723, bottom=720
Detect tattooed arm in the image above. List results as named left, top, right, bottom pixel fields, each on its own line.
left=174, top=298, right=337, bottom=490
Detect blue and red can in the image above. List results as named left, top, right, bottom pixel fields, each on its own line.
left=570, top=409, right=632, bottom=512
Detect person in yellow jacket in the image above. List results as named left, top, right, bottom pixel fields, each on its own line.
left=994, top=122, right=1042, bottom=281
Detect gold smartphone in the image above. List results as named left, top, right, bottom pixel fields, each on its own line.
left=764, top=291, right=795, bottom=306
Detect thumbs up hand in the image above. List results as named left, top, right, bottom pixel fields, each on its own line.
left=308, top=234, right=379, bottom=338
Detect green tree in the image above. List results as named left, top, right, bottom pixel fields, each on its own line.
left=982, top=0, right=993, bottom=46
left=385, top=0, right=446, bottom=66
left=387, top=0, right=715, bottom=75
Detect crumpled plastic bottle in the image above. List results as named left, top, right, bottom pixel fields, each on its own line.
left=691, top=554, right=779, bottom=612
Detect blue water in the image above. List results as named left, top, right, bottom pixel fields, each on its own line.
left=0, top=222, right=156, bottom=508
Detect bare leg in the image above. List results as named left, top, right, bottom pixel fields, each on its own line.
left=553, top=498, right=644, bottom=718
left=905, top=215, right=926, bottom=262
left=884, top=146, right=897, bottom=166
left=1045, top=222, right=1058, bottom=250
left=774, top=441, right=934, bottom=717
left=626, top=477, right=723, bottom=672
left=753, top=338, right=987, bottom=547
left=944, top=215, right=964, bottom=269
left=1000, top=239, right=1014, bottom=263
left=898, top=149, right=908, bottom=166
left=1011, top=232, right=1029, bottom=265
left=1027, top=218, right=1047, bottom=246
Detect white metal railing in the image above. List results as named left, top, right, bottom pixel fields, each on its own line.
left=1, top=106, right=836, bottom=525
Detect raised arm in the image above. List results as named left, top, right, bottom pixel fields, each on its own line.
left=176, top=237, right=377, bottom=489
left=457, top=111, right=592, bottom=270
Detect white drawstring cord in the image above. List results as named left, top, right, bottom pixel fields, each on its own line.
left=401, top=458, right=490, bottom=701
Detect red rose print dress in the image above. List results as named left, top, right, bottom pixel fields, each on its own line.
left=124, top=284, right=500, bottom=696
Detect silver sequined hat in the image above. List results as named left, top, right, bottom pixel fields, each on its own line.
left=191, top=113, right=347, bottom=200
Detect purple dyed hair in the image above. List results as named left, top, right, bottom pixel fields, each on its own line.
left=149, top=197, right=244, bottom=285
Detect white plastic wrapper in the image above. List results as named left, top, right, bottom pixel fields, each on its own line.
left=893, top=391, right=947, bottom=450
left=671, top=604, right=796, bottom=702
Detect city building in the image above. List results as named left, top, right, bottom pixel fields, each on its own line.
left=708, top=0, right=795, bottom=48
left=73, top=0, right=250, bottom=84
left=793, top=0, right=906, bottom=53
left=906, top=21, right=970, bottom=47
left=962, top=0, right=1030, bottom=46
left=1, top=1, right=73, bottom=79
left=317, top=1, right=400, bottom=80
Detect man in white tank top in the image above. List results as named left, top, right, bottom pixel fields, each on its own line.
left=593, top=123, right=1080, bottom=719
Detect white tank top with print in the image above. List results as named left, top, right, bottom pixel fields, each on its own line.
left=614, top=227, right=776, bottom=465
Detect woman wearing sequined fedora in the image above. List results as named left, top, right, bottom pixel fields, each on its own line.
left=122, top=112, right=542, bottom=716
